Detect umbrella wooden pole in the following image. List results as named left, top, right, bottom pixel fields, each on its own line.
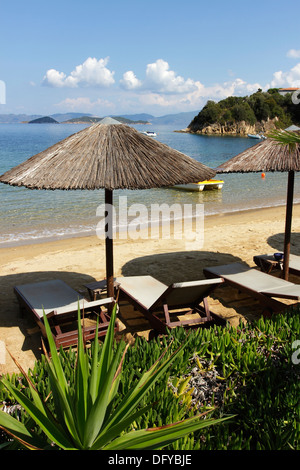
left=105, top=188, right=114, bottom=300
left=283, top=170, right=294, bottom=280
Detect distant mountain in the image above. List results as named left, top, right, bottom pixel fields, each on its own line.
left=63, top=116, right=102, bottom=124
left=113, top=112, right=198, bottom=128
left=114, top=113, right=154, bottom=122
left=0, top=110, right=200, bottom=128
left=50, top=113, right=93, bottom=123
left=0, top=114, right=41, bottom=123
left=28, top=116, right=59, bottom=124
left=63, top=115, right=149, bottom=124
left=149, top=111, right=199, bottom=127
left=0, top=113, right=94, bottom=123
left=111, top=116, right=150, bottom=124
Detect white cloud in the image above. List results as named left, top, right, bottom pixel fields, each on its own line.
left=42, top=56, right=300, bottom=115
left=55, top=96, right=115, bottom=112
left=133, top=76, right=263, bottom=113
left=269, top=63, right=300, bottom=88
left=42, top=57, right=262, bottom=113
left=43, top=69, right=67, bottom=87
left=129, top=58, right=300, bottom=113
left=204, top=78, right=262, bottom=99
left=121, top=59, right=197, bottom=94
left=120, top=71, right=142, bottom=90
left=119, top=61, right=261, bottom=114
left=144, top=59, right=197, bottom=94
left=287, top=49, right=300, bottom=59
left=43, top=57, right=115, bottom=88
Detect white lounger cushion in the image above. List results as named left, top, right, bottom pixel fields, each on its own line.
left=116, top=276, right=223, bottom=310
left=15, top=280, right=112, bottom=318
left=205, top=262, right=300, bottom=300
left=116, top=276, right=167, bottom=310
left=161, top=278, right=223, bottom=307
left=289, top=255, right=300, bottom=273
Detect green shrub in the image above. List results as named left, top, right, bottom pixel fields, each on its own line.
left=188, top=88, right=300, bottom=131
left=1, top=306, right=299, bottom=450
left=0, top=305, right=226, bottom=450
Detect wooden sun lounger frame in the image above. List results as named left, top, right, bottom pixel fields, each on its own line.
left=14, top=282, right=117, bottom=350
left=203, top=262, right=300, bottom=316
left=254, top=253, right=300, bottom=277
left=117, top=277, right=226, bottom=334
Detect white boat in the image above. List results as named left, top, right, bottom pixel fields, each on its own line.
left=143, top=131, right=157, bottom=137
left=172, top=179, right=224, bottom=192
left=248, top=133, right=266, bottom=139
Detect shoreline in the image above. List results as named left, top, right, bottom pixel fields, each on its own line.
left=0, top=200, right=297, bottom=251
left=1, top=202, right=300, bottom=375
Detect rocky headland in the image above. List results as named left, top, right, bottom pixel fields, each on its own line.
left=180, top=89, right=300, bottom=137
left=180, top=117, right=279, bottom=136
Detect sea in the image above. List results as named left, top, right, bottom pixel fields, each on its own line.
left=0, top=122, right=299, bottom=247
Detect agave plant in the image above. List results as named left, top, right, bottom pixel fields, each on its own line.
left=0, top=304, right=229, bottom=450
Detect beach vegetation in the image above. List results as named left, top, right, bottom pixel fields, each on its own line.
left=0, top=304, right=228, bottom=450
left=0, top=305, right=299, bottom=450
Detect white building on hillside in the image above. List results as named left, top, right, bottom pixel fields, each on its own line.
left=278, top=87, right=300, bottom=95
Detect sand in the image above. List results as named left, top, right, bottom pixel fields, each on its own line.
left=1, top=203, right=300, bottom=376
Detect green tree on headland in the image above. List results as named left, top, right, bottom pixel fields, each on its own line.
left=188, top=89, right=300, bottom=132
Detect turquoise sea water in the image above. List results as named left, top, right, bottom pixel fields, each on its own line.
left=0, top=123, right=299, bottom=247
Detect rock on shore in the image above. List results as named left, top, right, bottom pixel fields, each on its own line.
left=180, top=117, right=279, bottom=137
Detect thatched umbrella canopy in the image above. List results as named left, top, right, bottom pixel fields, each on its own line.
left=0, top=122, right=215, bottom=297
left=216, top=130, right=300, bottom=280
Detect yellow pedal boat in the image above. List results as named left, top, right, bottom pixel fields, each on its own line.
left=172, top=179, right=224, bottom=192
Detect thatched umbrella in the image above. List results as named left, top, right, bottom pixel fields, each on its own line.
left=0, top=122, right=216, bottom=298
left=216, top=129, right=300, bottom=280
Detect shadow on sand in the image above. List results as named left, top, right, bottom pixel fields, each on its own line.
left=0, top=247, right=277, bottom=365
left=267, top=232, right=300, bottom=256
left=0, top=270, right=98, bottom=361
left=121, top=250, right=240, bottom=284
left=120, top=249, right=265, bottom=332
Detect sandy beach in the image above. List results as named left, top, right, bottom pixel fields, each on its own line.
left=1, top=203, right=300, bottom=376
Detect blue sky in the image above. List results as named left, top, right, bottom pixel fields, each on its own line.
left=1, top=0, right=300, bottom=116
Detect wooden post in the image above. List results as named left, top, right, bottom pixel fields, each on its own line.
left=105, top=188, right=114, bottom=300
left=283, top=170, right=294, bottom=280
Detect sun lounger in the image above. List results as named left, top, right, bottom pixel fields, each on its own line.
left=254, top=253, right=300, bottom=277
left=14, top=279, right=117, bottom=349
left=115, top=275, right=226, bottom=334
left=203, top=262, right=300, bottom=315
